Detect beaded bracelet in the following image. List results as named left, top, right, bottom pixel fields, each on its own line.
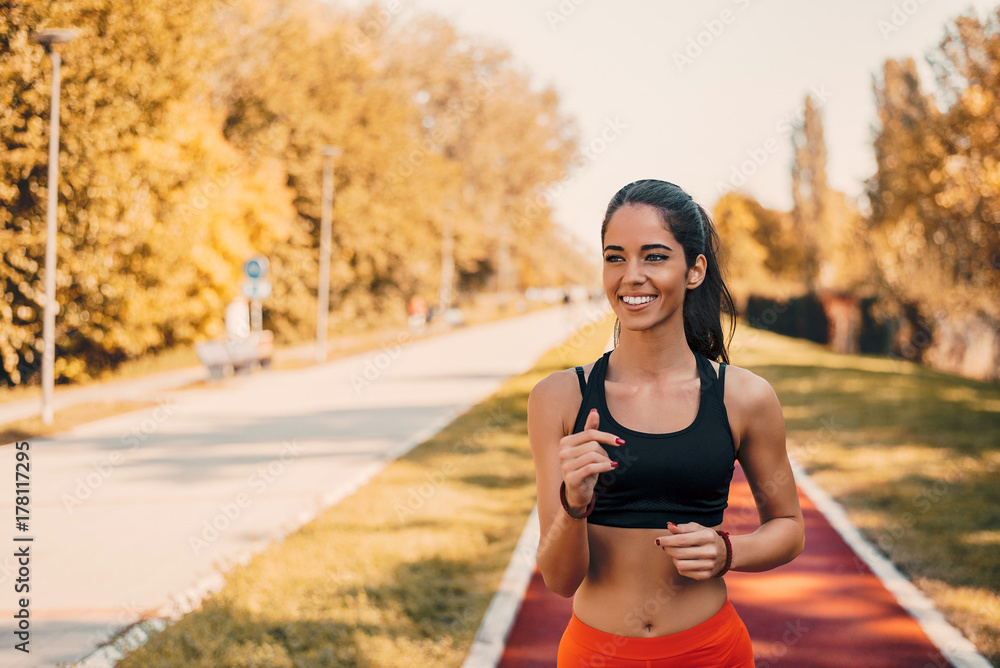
left=713, top=530, right=732, bottom=578
left=559, top=481, right=596, bottom=519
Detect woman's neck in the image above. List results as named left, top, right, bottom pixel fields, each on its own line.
left=611, top=320, right=696, bottom=382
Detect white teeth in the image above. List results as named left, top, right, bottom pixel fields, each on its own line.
left=622, top=295, right=655, bottom=305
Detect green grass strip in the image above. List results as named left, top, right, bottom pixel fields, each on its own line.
left=115, top=314, right=614, bottom=668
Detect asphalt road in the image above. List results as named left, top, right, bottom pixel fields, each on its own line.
left=0, top=303, right=601, bottom=667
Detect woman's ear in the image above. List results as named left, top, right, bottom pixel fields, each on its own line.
left=686, top=254, right=707, bottom=289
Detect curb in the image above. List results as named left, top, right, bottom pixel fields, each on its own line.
left=462, top=507, right=540, bottom=668
left=789, top=460, right=992, bottom=668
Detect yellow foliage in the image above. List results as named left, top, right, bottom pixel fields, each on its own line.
left=1, top=0, right=585, bottom=385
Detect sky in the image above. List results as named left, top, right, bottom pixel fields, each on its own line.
left=355, top=0, right=992, bottom=255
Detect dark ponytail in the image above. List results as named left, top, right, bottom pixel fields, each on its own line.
left=601, top=180, right=735, bottom=363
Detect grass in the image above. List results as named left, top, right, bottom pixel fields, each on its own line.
left=730, top=325, right=1000, bottom=664
left=112, top=312, right=615, bottom=667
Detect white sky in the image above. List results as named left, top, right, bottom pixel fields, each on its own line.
left=360, top=0, right=991, bottom=255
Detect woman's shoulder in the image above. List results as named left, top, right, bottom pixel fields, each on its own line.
left=528, top=359, right=600, bottom=431
left=530, top=359, right=599, bottom=403
left=714, top=361, right=782, bottom=417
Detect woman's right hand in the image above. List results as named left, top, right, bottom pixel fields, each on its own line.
left=558, top=408, right=623, bottom=508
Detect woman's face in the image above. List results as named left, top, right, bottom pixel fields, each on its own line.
left=602, top=203, right=705, bottom=334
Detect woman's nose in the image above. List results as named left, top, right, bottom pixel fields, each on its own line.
left=622, top=259, right=645, bottom=284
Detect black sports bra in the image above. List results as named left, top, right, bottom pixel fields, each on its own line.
left=572, top=351, right=736, bottom=528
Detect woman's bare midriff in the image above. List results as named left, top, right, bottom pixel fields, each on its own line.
left=573, top=523, right=728, bottom=637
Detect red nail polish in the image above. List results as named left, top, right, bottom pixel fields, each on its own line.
left=615, top=437, right=625, bottom=445
left=610, top=461, right=619, bottom=469
left=655, top=539, right=660, bottom=546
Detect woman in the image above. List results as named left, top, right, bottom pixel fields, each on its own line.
left=527, top=179, right=805, bottom=667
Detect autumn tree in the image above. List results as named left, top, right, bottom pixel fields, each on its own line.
left=790, top=95, right=830, bottom=290
left=867, top=9, right=1000, bottom=336
left=712, top=191, right=803, bottom=303
left=380, top=12, right=580, bottom=299
left=1, top=0, right=586, bottom=387
left=1, top=0, right=294, bottom=384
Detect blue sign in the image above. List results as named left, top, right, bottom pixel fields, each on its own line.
left=244, top=255, right=269, bottom=279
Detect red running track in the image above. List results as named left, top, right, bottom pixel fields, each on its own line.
left=498, top=467, right=954, bottom=668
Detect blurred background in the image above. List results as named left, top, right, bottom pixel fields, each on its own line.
left=2, top=3, right=1000, bottom=666
left=2, top=0, right=998, bottom=387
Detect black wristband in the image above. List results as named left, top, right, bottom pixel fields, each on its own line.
left=560, top=481, right=596, bottom=519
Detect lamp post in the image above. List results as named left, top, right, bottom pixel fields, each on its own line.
left=438, top=200, right=455, bottom=317
left=497, top=212, right=512, bottom=310
left=316, top=146, right=340, bottom=362
left=32, top=28, right=76, bottom=425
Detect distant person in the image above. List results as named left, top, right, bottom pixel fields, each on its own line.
left=408, top=295, right=428, bottom=327
left=528, top=179, right=804, bottom=667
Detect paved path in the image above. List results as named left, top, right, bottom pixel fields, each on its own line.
left=0, top=304, right=591, bottom=667
left=498, top=466, right=985, bottom=667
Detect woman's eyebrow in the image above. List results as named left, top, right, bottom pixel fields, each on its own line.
left=602, top=243, right=674, bottom=252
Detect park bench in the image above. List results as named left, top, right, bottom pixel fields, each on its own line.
left=195, top=330, right=274, bottom=380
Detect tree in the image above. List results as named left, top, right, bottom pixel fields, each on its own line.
left=1, top=0, right=586, bottom=386
left=867, top=11, right=1000, bottom=328
left=0, top=0, right=292, bottom=384
left=790, top=95, right=830, bottom=290
left=712, top=191, right=804, bottom=302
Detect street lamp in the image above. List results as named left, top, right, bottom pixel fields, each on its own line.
left=438, top=200, right=455, bottom=317
left=32, top=28, right=76, bottom=425
left=316, top=146, right=341, bottom=363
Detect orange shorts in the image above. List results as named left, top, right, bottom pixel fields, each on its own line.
left=557, top=599, right=754, bottom=667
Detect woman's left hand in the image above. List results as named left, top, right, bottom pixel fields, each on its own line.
left=654, top=522, right=727, bottom=580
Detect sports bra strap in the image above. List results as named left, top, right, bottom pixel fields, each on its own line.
left=575, top=366, right=586, bottom=396
left=715, top=363, right=727, bottom=404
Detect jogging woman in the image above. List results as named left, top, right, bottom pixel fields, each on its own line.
left=527, top=179, right=805, bottom=667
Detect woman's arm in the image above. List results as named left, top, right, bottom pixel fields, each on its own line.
left=528, top=371, right=620, bottom=597
left=727, top=367, right=805, bottom=572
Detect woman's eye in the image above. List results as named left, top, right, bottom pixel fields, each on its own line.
left=646, top=254, right=667, bottom=261
left=603, top=255, right=622, bottom=262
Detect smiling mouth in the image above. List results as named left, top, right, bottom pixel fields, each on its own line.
left=620, top=295, right=657, bottom=306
